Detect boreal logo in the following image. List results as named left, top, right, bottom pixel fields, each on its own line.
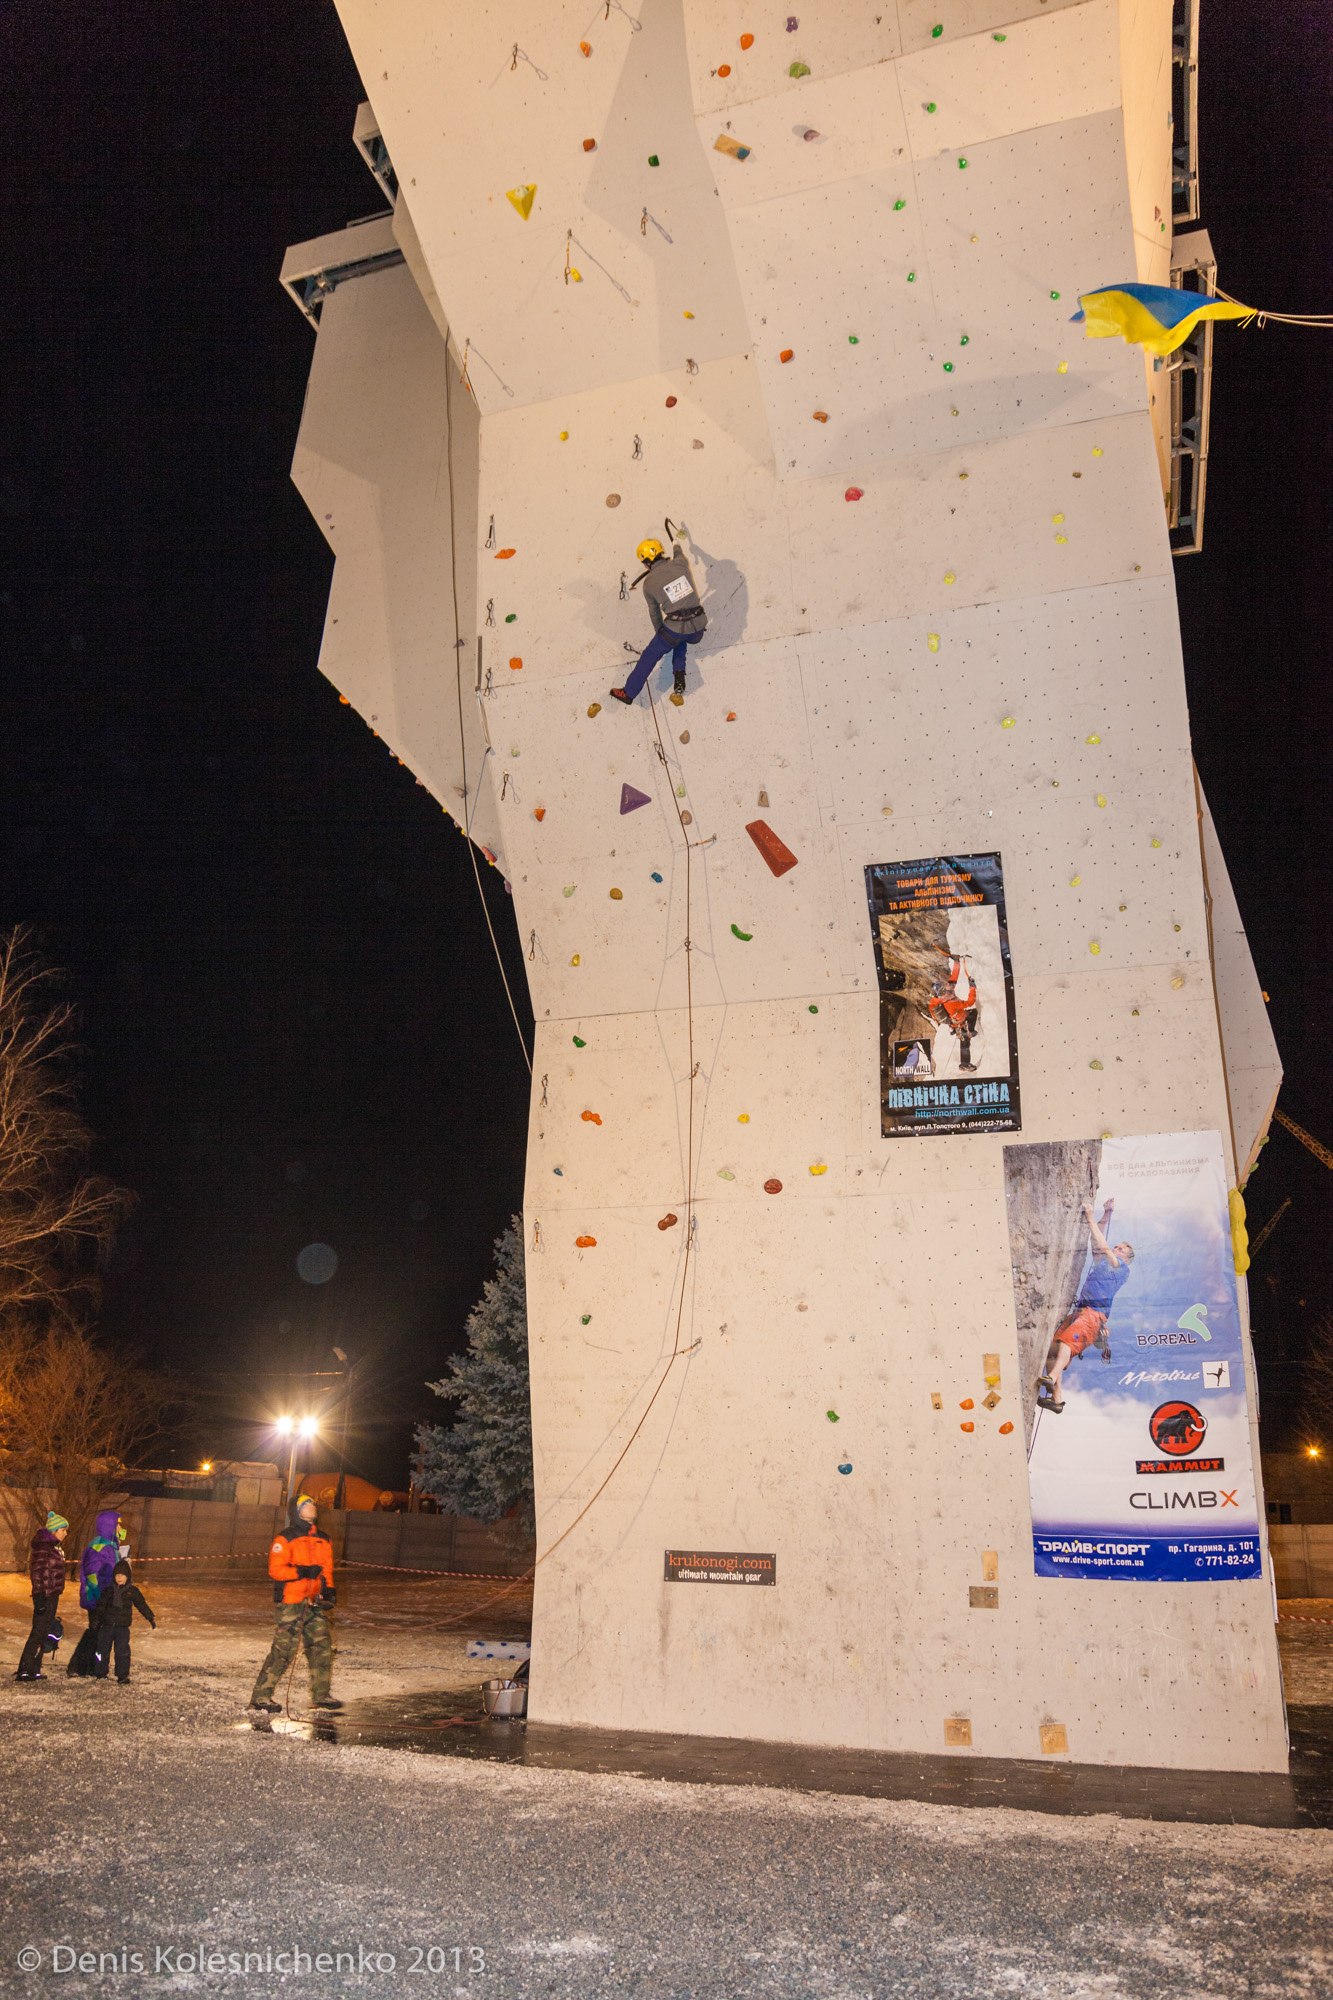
left=1148, top=1400, right=1207, bottom=1457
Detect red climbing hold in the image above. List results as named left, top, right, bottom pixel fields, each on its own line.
left=658, top=1213, right=679, bottom=1230
left=764, top=1178, right=783, bottom=1195
left=620, top=783, right=651, bottom=814
left=665, top=395, right=677, bottom=407
left=845, top=487, right=864, bottom=502
left=745, top=820, right=798, bottom=878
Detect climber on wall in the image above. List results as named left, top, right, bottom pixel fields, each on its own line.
left=610, top=531, right=708, bottom=707
left=924, top=954, right=980, bottom=1074
left=1036, top=1199, right=1135, bottom=1413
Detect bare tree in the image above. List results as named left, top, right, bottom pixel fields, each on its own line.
left=1302, top=1312, right=1333, bottom=1447
left=0, top=1324, right=176, bottom=1550
left=0, top=927, right=131, bottom=1329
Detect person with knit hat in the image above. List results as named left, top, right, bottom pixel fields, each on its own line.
left=248, top=1494, right=341, bottom=1716
left=91, top=1561, right=156, bottom=1684
left=15, top=1511, right=69, bottom=1682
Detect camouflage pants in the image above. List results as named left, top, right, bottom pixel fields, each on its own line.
left=250, top=1604, right=332, bottom=1705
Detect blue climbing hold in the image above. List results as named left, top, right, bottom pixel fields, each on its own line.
left=620, top=782, right=651, bottom=814
left=651, top=871, right=663, bottom=883
left=838, top=1462, right=853, bottom=1476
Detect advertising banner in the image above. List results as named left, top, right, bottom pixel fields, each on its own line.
left=864, top=854, right=1020, bottom=1138
left=1004, top=1131, right=1262, bottom=1581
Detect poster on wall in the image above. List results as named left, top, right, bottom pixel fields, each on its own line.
left=864, top=853, right=1020, bottom=1138
left=1003, top=1130, right=1262, bottom=1581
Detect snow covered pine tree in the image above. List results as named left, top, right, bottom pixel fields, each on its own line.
left=414, top=1218, right=534, bottom=1531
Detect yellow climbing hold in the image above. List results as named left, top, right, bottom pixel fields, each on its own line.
left=1055, top=533, right=1068, bottom=544
left=1151, top=836, right=1162, bottom=848
left=506, top=184, right=537, bottom=220
left=943, top=570, right=956, bottom=585
left=1229, top=1187, right=1250, bottom=1275
left=559, top=430, right=569, bottom=440
left=1171, top=974, right=1185, bottom=990
left=1089, top=940, right=1101, bottom=955
left=1095, top=794, right=1108, bottom=808
left=1001, top=716, right=1016, bottom=729
left=1089, top=1059, right=1104, bottom=1071
left=1085, top=733, right=1101, bottom=745
left=683, top=309, right=695, bottom=319
left=569, top=268, right=583, bottom=283
left=1069, top=875, right=1081, bottom=887
left=927, top=633, right=941, bottom=653
left=587, top=702, right=601, bottom=718
left=737, top=1113, right=750, bottom=1124
left=609, top=887, right=623, bottom=900
left=1057, top=360, right=1069, bottom=374
left=1091, top=446, right=1103, bottom=457
left=809, top=1163, right=828, bottom=1176
left=570, top=953, right=581, bottom=965
left=1051, top=512, right=1065, bottom=524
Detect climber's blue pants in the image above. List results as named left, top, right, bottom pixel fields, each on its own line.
left=623, top=624, right=702, bottom=702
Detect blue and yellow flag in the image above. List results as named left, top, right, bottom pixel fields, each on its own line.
left=1072, top=282, right=1252, bottom=357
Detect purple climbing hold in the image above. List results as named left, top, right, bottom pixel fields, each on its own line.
left=787, top=14, right=799, bottom=29
left=620, top=782, right=652, bottom=814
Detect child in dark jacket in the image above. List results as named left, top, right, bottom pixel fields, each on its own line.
left=15, top=1512, right=69, bottom=1681
left=92, top=1563, right=156, bottom=1684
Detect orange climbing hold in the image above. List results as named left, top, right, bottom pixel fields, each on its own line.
left=509, top=657, right=523, bottom=670
left=658, top=1213, right=679, bottom=1231
left=960, top=1421, right=975, bottom=1434
left=999, top=1422, right=1015, bottom=1435
left=581, top=1110, right=603, bottom=1125
left=495, top=548, right=516, bottom=559
left=812, top=410, right=829, bottom=423
left=959, top=1398, right=975, bottom=1410
left=779, top=348, right=794, bottom=362
left=575, top=1235, right=597, bottom=1248
left=582, top=138, right=597, bottom=152
left=717, top=63, right=731, bottom=76
left=726, top=711, right=737, bottom=721
left=745, top=819, right=798, bottom=879
left=739, top=33, right=754, bottom=49
left=533, top=807, right=546, bottom=821
left=338, top=694, right=349, bottom=705
left=579, top=40, right=591, bottom=56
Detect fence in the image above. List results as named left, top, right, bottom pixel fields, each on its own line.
left=1268, top=1524, right=1333, bottom=1599
left=2, top=1495, right=533, bottom=1578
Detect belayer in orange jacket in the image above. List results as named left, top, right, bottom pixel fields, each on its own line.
left=247, top=1495, right=341, bottom=1715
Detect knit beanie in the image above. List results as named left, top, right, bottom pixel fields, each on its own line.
left=46, top=1512, right=70, bottom=1532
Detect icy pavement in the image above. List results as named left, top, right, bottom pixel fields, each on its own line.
left=0, top=1575, right=1328, bottom=1999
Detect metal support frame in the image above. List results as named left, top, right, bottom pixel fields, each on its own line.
left=1171, top=0, right=1201, bottom=223
left=353, top=101, right=399, bottom=203
left=1166, top=228, right=1217, bottom=555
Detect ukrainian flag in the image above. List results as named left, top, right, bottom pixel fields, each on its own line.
left=1072, top=282, right=1252, bottom=357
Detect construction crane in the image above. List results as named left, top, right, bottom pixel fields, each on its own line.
left=1273, top=1108, right=1333, bottom=1172
left=1248, top=1195, right=1291, bottom=1260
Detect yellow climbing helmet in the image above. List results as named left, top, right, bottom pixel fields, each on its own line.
left=636, top=538, right=665, bottom=565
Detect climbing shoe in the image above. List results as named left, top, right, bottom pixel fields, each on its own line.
left=609, top=687, right=633, bottom=705
left=673, top=671, right=686, bottom=695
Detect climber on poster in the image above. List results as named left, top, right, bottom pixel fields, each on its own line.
left=1037, top=1199, right=1135, bottom=1413
left=924, top=953, right=980, bottom=1074
left=611, top=531, right=708, bottom=707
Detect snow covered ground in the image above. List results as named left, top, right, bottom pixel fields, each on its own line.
left=0, top=1573, right=1328, bottom=1999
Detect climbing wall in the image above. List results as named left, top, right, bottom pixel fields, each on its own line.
left=303, top=0, right=1285, bottom=1771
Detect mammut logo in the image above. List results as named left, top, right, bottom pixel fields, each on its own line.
left=1148, top=1401, right=1207, bottom=1456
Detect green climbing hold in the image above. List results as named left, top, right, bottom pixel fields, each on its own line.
left=848, top=334, right=859, bottom=344
left=827, top=1410, right=840, bottom=1422
left=907, top=271, right=916, bottom=283
left=925, top=101, right=937, bottom=114
left=648, top=154, right=659, bottom=166
left=788, top=60, right=810, bottom=77
left=931, top=22, right=943, bottom=36
left=893, top=198, right=906, bottom=211
left=960, top=334, right=969, bottom=345
left=730, top=924, right=753, bottom=942
left=808, top=1004, right=819, bottom=1013
left=505, top=613, right=516, bottom=622
left=993, top=31, right=1007, bottom=40
left=958, top=157, right=968, bottom=169
left=581, top=1314, right=591, bottom=1324
left=943, top=362, right=954, bottom=372
left=572, top=1036, right=586, bottom=1047
left=1050, top=289, right=1061, bottom=300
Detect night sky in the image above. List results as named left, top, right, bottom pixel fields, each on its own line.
left=2, top=2, right=1327, bottom=1483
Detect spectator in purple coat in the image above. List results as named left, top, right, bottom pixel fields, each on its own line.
left=14, top=1512, right=69, bottom=1682
left=66, top=1509, right=124, bottom=1678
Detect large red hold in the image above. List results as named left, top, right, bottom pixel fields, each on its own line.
left=745, top=819, right=798, bottom=878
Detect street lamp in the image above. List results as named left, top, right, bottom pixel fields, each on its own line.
left=276, top=1415, right=318, bottom=1507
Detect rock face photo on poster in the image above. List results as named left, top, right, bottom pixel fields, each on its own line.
left=864, top=853, right=1020, bottom=1137
left=1003, top=1130, right=1262, bottom=1582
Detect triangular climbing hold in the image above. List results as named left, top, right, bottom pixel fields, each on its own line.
left=506, top=184, right=537, bottom=220
left=745, top=819, right=799, bottom=878
left=620, top=783, right=651, bottom=814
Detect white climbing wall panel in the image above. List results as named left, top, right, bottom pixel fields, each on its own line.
left=308, top=0, right=1285, bottom=1771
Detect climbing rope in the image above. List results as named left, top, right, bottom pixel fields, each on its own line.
left=1214, top=286, right=1333, bottom=331
left=443, top=354, right=532, bottom=1076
